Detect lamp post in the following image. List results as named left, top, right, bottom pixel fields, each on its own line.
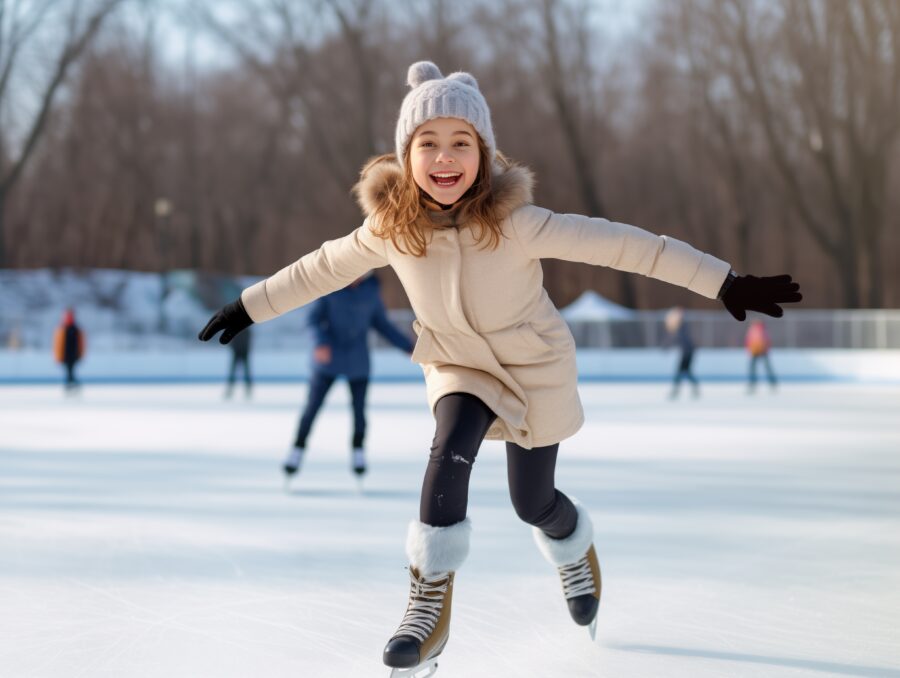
left=155, top=198, right=173, bottom=333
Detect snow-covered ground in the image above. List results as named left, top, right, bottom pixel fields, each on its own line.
left=1, top=381, right=899, bottom=678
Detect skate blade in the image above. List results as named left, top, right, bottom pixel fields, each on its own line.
left=389, top=659, right=438, bottom=678
left=588, top=615, right=598, bottom=642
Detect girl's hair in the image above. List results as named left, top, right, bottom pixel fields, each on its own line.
left=366, top=135, right=504, bottom=257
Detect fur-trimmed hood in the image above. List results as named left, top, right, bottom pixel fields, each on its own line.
left=352, top=153, right=535, bottom=224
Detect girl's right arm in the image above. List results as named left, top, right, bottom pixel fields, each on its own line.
left=199, top=220, right=388, bottom=344
left=242, top=220, right=389, bottom=323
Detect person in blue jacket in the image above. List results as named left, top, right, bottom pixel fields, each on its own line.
left=283, top=271, right=414, bottom=479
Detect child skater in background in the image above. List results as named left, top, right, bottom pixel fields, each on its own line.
left=200, top=62, right=801, bottom=677
left=746, top=319, right=778, bottom=392
left=664, top=306, right=700, bottom=399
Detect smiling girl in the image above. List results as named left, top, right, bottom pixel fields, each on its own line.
left=200, top=61, right=801, bottom=677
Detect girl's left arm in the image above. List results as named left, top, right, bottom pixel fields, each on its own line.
left=510, top=206, right=801, bottom=318
left=511, top=205, right=730, bottom=299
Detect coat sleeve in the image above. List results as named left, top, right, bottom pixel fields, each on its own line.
left=370, top=300, right=414, bottom=353
left=510, top=205, right=731, bottom=300
left=241, top=219, right=390, bottom=323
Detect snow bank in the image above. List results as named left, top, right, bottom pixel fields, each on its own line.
left=2, top=348, right=899, bottom=384
left=3, top=268, right=899, bottom=384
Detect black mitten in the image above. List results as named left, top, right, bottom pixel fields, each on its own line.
left=198, top=297, right=254, bottom=344
left=719, top=273, right=802, bottom=321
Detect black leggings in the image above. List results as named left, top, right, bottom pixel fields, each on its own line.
left=420, top=392, right=577, bottom=539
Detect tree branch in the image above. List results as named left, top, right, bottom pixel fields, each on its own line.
left=0, top=2, right=54, bottom=105
left=725, top=0, right=840, bottom=259
left=1, top=0, right=122, bottom=195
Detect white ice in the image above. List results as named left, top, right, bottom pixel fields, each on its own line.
left=1, top=381, right=899, bottom=678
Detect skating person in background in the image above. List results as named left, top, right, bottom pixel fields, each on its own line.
left=665, top=306, right=700, bottom=399
left=6, top=322, right=22, bottom=350
left=746, top=319, right=778, bottom=392
left=224, top=324, right=253, bottom=399
left=282, top=272, right=414, bottom=482
left=54, top=308, right=85, bottom=393
left=200, top=61, right=802, bottom=676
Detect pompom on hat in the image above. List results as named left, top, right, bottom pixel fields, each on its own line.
left=395, top=61, right=496, bottom=163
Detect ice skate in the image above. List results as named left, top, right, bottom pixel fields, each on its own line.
left=351, top=446, right=367, bottom=491
left=282, top=446, right=304, bottom=489
left=383, top=519, right=471, bottom=677
left=384, top=568, right=452, bottom=677
left=533, top=500, right=601, bottom=640
left=352, top=446, right=367, bottom=475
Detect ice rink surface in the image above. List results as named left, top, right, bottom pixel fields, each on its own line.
left=2, top=381, right=899, bottom=678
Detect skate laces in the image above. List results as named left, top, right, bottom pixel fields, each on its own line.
left=394, top=570, right=449, bottom=642
left=559, top=552, right=596, bottom=599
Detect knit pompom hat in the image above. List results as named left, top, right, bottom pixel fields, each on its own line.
left=395, top=61, right=496, bottom=163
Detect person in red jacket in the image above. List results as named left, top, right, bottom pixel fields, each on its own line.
left=745, top=319, right=777, bottom=392
left=53, top=308, right=85, bottom=392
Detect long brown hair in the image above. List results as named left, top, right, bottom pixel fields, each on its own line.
left=363, top=136, right=505, bottom=257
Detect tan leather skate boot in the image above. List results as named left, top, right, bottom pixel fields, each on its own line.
left=383, top=518, right=470, bottom=676
left=383, top=567, right=454, bottom=675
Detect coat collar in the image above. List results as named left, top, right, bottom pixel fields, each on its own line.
left=353, top=153, right=535, bottom=225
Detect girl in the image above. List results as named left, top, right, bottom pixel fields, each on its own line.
left=199, top=61, right=801, bottom=677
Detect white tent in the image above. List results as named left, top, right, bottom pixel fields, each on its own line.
left=560, top=290, right=635, bottom=320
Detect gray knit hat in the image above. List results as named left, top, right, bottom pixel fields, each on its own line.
left=395, top=61, right=495, bottom=163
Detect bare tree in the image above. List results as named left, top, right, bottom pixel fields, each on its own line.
left=670, top=4, right=757, bottom=272
left=197, top=0, right=385, bottom=189
left=6, top=0, right=895, bottom=311
left=401, top=0, right=470, bottom=70
left=533, top=0, right=637, bottom=307
left=690, top=0, right=900, bottom=307
left=0, top=0, right=123, bottom=266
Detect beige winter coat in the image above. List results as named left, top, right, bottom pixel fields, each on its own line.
left=242, top=157, right=731, bottom=448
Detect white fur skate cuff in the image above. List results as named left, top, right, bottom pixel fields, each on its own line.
left=406, top=518, right=471, bottom=575
left=532, top=500, right=594, bottom=567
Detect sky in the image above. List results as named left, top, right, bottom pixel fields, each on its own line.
left=150, top=0, right=654, bottom=75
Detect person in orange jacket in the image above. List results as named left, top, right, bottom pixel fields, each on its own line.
left=54, top=308, right=85, bottom=391
left=745, top=319, right=777, bottom=392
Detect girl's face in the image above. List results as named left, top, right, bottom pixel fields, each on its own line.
left=409, top=117, right=480, bottom=205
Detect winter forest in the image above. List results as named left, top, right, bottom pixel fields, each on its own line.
left=1, top=0, right=898, bottom=311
